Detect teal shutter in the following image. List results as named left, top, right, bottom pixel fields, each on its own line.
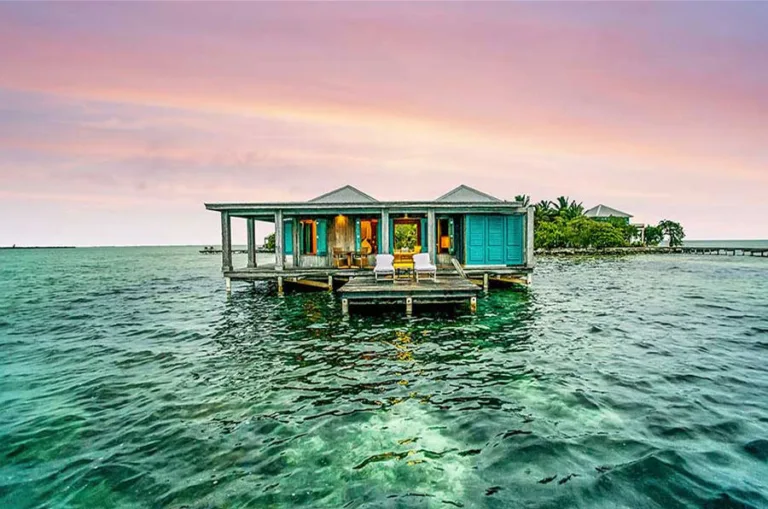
left=486, top=216, right=504, bottom=264
left=389, top=216, right=395, bottom=253
left=316, top=219, right=328, bottom=255
left=419, top=218, right=427, bottom=251
left=466, top=215, right=486, bottom=265
left=376, top=220, right=382, bottom=253
left=505, top=215, right=524, bottom=265
left=284, top=220, right=293, bottom=255
left=354, top=218, right=361, bottom=251
left=448, top=218, right=455, bottom=255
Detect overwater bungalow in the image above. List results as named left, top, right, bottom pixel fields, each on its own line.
left=205, top=185, right=534, bottom=313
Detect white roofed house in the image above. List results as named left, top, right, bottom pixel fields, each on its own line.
left=204, top=184, right=536, bottom=310
left=584, top=204, right=646, bottom=243
left=584, top=204, right=633, bottom=223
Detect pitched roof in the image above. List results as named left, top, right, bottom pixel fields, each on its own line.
left=309, top=185, right=378, bottom=203
left=584, top=204, right=633, bottom=218
left=435, top=185, right=502, bottom=203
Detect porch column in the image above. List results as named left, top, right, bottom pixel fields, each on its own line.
left=221, top=211, right=232, bottom=272
left=526, top=207, right=535, bottom=268
left=275, top=210, right=284, bottom=271
left=427, top=208, right=436, bottom=264
left=292, top=217, right=300, bottom=268
left=246, top=217, right=257, bottom=268
left=381, top=210, right=390, bottom=254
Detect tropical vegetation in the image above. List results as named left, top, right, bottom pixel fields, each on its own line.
left=264, top=233, right=275, bottom=250
left=519, top=195, right=685, bottom=249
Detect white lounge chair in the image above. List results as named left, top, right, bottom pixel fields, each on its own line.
left=373, top=254, right=395, bottom=282
left=413, top=253, right=437, bottom=282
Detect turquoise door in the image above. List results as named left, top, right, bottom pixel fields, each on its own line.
left=466, top=215, right=486, bottom=265
left=505, top=215, right=524, bottom=264
left=464, top=215, right=525, bottom=265
left=486, top=216, right=505, bottom=264
left=316, top=219, right=328, bottom=255
left=284, top=220, right=293, bottom=255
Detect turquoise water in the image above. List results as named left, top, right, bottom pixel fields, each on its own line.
left=1, top=247, right=767, bottom=508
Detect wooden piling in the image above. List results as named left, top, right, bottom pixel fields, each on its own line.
left=342, top=298, right=349, bottom=315
left=277, top=276, right=284, bottom=295
left=406, top=297, right=413, bottom=316
left=470, top=296, right=477, bottom=313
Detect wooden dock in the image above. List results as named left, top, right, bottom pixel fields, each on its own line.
left=679, top=247, right=768, bottom=257
left=338, top=275, right=481, bottom=315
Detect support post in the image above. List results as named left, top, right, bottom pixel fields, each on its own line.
left=525, top=207, right=535, bottom=268
left=470, top=296, right=477, bottom=313
left=246, top=218, right=257, bottom=268
left=406, top=297, right=413, bottom=316
left=277, top=276, right=284, bottom=295
left=427, top=209, right=436, bottom=265
left=221, top=212, right=232, bottom=272
left=342, top=298, right=349, bottom=315
left=328, top=275, right=333, bottom=292
left=292, top=217, right=300, bottom=268
left=381, top=209, right=390, bottom=254
left=275, top=210, right=284, bottom=270
left=483, top=273, right=489, bottom=293
left=225, top=277, right=231, bottom=294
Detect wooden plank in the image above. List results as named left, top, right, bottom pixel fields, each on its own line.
left=221, top=212, right=232, bottom=272
left=451, top=257, right=467, bottom=279
left=285, top=278, right=331, bottom=290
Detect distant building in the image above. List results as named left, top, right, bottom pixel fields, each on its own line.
left=584, top=204, right=633, bottom=224
left=584, top=204, right=647, bottom=244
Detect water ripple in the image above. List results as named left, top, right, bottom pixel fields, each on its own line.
left=1, top=248, right=767, bottom=508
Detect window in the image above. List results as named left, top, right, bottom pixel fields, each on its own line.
left=301, top=220, right=317, bottom=255
left=438, top=218, right=452, bottom=254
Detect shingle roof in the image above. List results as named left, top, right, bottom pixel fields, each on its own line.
left=584, top=204, right=633, bottom=218
left=309, top=185, right=379, bottom=203
left=435, top=185, right=502, bottom=203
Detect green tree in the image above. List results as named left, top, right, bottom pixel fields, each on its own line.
left=514, top=194, right=531, bottom=207
left=658, top=220, right=685, bottom=247
left=553, top=196, right=584, bottom=220
left=534, top=216, right=627, bottom=249
left=643, top=225, right=663, bottom=246
left=534, top=219, right=566, bottom=249
left=606, top=217, right=638, bottom=244
left=534, top=200, right=555, bottom=226
left=587, top=221, right=627, bottom=248
left=264, top=233, right=275, bottom=250
left=394, top=224, right=418, bottom=250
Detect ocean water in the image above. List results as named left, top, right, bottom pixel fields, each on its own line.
left=1, top=247, right=767, bottom=509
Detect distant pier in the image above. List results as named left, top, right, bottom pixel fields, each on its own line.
left=536, top=246, right=768, bottom=257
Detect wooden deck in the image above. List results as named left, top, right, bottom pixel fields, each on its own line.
left=224, top=264, right=533, bottom=281
left=338, top=275, right=481, bottom=315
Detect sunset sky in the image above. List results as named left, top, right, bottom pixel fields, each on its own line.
left=1, top=2, right=767, bottom=245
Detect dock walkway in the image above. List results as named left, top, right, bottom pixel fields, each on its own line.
left=338, top=275, right=481, bottom=315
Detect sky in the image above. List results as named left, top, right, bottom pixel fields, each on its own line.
left=1, top=2, right=767, bottom=246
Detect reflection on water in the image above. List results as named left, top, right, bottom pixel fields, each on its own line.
left=1, top=248, right=767, bottom=508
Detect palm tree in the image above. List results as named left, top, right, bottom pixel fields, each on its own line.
left=562, top=200, right=584, bottom=220
left=553, top=196, right=571, bottom=216
left=658, top=220, right=685, bottom=247
left=553, top=196, right=584, bottom=220
left=514, top=194, right=531, bottom=207
left=534, top=200, right=554, bottom=224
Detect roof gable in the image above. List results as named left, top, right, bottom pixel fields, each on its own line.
left=435, top=185, right=502, bottom=203
left=309, top=185, right=378, bottom=203
left=584, top=204, right=632, bottom=218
